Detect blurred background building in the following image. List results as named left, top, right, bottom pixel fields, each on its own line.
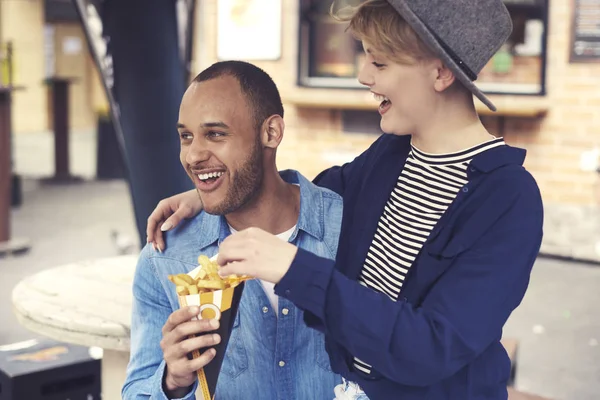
left=3, top=0, right=600, bottom=260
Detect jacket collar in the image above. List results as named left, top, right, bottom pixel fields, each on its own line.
left=469, top=144, right=526, bottom=174
left=394, top=134, right=525, bottom=175
left=194, top=169, right=325, bottom=251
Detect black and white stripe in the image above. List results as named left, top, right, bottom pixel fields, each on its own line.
left=353, top=137, right=505, bottom=375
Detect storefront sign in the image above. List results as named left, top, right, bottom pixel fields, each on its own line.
left=570, top=0, right=600, bottom=62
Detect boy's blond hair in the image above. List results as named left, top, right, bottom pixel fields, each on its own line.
left=331, top=0, right=436, bottom=64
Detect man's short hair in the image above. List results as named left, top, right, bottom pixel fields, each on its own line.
left=193, top=61, right=284, bottom=132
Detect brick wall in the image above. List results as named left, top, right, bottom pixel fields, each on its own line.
left=503, top=2, right=600, bottom=261
left=193, top=0, right=600, bottom=261
left=501, top=1, right=600, bottom=207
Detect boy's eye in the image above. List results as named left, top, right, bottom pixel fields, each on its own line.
left=372, top=61, right=385, bottom=68
left=180, top=132, right=192, bottom=140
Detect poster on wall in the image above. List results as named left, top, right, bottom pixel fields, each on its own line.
left=217, top=0, right=282, bottom=60
left=570, top=0, right=600, bottom=62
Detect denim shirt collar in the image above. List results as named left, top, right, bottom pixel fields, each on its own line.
left=194, top=169, right=324, bottom=252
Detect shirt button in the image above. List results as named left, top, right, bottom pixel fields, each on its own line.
left=285, top=289, right=291, bottom=296
left=282, top=308, right=289, bottom=316
left=278, top=361, right=286, bottom=367
left=462, top=187, right=469, bottom=193
left=262, top=306, right=269, bottom=313
left=470, top=166, right=476, bottom=172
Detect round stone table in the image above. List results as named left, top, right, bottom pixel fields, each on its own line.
left=12, top=255, right=137, bottom=400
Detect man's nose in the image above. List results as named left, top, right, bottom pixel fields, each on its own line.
left=186, top=138, right=210, bottom=166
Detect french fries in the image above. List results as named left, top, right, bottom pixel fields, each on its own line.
left=167, top=254, right=248, bottom=400
left=167, top=254, right=251, bottom=296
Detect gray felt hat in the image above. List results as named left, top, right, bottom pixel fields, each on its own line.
left=386, top=0, right=513, bottom=111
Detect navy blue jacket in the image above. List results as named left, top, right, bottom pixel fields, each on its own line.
left=275, top=134, right=544, bottom=399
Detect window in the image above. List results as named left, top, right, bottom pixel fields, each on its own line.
left=298, top=0, right=549, bottom=96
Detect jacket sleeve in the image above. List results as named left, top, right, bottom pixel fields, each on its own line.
left=122, top=246, right=198, bottom=400
left=275, top=176, right=543, bottom=387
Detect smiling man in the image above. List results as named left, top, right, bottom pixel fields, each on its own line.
left=122, top=61, right=343, bottom=400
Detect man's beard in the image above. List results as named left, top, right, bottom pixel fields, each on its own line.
left=201, top=139, right=264, bottom=216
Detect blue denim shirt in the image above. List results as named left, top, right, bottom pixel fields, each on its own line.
left=122, top=170, right=343, bottom=400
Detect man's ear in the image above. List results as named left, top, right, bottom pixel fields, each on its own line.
left=261, top=115, right=285, bottom=149
left=432, top=60, right=456, bottom=93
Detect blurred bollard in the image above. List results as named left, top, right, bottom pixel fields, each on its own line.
left=11, top=174, right=21, bottom=207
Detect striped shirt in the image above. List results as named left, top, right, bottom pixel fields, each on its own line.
left=353, top=137, right=506, bottom=375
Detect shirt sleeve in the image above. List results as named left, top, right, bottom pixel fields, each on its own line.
left=276, top=175, right=543, bottom=387
left=121, top=246, right=198, bottom=400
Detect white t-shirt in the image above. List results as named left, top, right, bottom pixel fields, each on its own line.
left=227, top=224, right=296, bottom=317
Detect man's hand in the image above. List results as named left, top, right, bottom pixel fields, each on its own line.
left=161, top=306, right=221, bottom=398
left=146, top=190, right=203, bottom=252
left=217, top=227, right=298, bottom=284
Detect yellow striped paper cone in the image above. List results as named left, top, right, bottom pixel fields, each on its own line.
left=178, top=281, right=244, bottom=400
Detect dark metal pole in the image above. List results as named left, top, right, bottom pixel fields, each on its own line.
left=102, top=0, right=193, bottom=246
left=6, top=42, right=12, bottom=86
left=0, top=88, right=11, bottom=243
left=42, top=78, right=82, bottom=184
left=6, top=41, right=22, bottom=207
left=0, top=86, right=29, bottom=255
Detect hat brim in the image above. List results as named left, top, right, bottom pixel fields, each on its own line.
left=388, top=0, right=497, bottom=112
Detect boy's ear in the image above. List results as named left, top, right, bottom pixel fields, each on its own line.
left=433, top=60, right=456, bottom=92
left=261, top=115, right=285, bottom=149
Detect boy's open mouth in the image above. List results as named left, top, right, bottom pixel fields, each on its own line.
left=373, top=93, right=392, bottom=115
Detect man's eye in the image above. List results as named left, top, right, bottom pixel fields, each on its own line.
left=207, top=131, right=225, bottom=138
left=372, top=62, right=385, bottom=68
left=179, top=132, right=192, bottom=140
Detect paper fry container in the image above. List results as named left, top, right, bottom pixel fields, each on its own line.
left=177, top=281, right=245, bottom=400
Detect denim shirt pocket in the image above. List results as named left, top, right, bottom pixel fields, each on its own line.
left=220, top=311, right=249, bottom=379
